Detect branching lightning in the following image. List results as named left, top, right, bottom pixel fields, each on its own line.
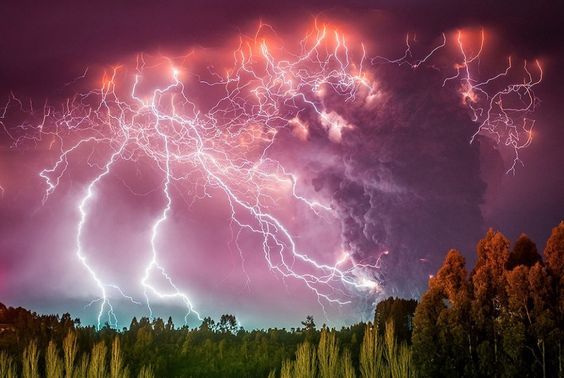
left=378, top=29, right=543, bottom=174
left=0, top=22, right=542, bottom=327
left=448, top=30, right=543, bottom=174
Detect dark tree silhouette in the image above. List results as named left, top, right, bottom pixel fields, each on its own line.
left=374, top=297, right=417, bottom=343
left=301, top=315, right=316, bottom=331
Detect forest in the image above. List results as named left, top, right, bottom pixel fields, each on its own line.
left=0, top=221, right=562, bottom=377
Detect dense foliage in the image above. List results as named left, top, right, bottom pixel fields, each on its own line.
left=413, top=221, right=563, bottom=377
left=0, top=221, right=561, bottom=377
left=0, top=301, right=414, bottom=377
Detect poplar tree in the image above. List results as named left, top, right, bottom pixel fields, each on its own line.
left=110, top=337, right=129, bottom=378
left=359, top=323, right=384, bottom=378
left=318, top=328, right=340, bottom=378
left=74, top=354, right=89, bottom=378
left=63, top=331, right=77, bottom=378
left=544, top=221, right=564, bottom=376
left=294, top=341, right=317, bottom=378
left=0, top=352, right=17, bottom=378
left=340, top=348, right=356, bottom=378
left=280, top=359, right=294, bottom=378
left=46, top=340, right=63, bottom=378
left=22, top=340, right=39, bottom=378
left=471, top=229, right=511, bottom=376
left=87, top=341, right=107, bottom=378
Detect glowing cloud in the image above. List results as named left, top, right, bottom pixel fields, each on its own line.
left=1, top=22, right=542, bottom=327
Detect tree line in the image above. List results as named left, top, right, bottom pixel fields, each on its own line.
left=0, top=221, right=561, bottom=377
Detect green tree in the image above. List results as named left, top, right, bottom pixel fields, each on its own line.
left=199, top=317, right=215, bottom=332
left=129, top=317, right=139, bottom=333
left=63, top=331, right=78, bottom=378
left=218, top=314, right=238, bottom=334
left=165, top=316, right=174, bottom=331
left=87, top=341, right=107, bottom=378
left=340, top=348, right=356, bottom=378
left=0, top=351, right=16, bottom=378
left=280, top=359, right=293, bottom=378
left=152, top=318, right=165, bottom=334
left=359, top=323, right=384, bottom=378
left=301, top=315, right=316, bottom=331
left=46, top=340, right=64, bottom=378
left=412, top=285, right=444, bottom=377
left=110, top=337, right=129, bottom=378
left=294, top=341, right=317, bottom=378
left=374, top=297, right=417, bottom=343
left=384, top=321, right=412, bottom=378
left=74, top=354, right=89, bottom=378
left=317, top=328, right=340, bottom=378
left=22, top=340, right=39, bottom=378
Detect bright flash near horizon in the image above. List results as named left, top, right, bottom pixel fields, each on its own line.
left=0, top=22, right=542, bottom=328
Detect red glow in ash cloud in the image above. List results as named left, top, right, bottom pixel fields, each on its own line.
left=0, top=21, right=543, bottom=328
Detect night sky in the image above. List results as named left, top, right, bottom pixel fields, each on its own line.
left=0, top=0, right=563, bottom=329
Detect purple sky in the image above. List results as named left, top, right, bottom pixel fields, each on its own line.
left=0, top=1, right=563, bottom=328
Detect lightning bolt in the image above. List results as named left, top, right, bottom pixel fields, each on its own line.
left=1, top=22, right=542, bottom=327
left=376, top=29, right=542, bottom=174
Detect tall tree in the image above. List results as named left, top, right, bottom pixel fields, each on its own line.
left=75, top=354, right=89, bottom=378
left=46, top=340, right=63, bottom=378
left=198, top=317, right=215, bottom=332
left=301, top=316, right=316, bottom=331
left=412, top=286, right=444, bottom=377
left=374, top=297, right=418, bottom=343
left=22, top=340, right=39, bottom=378
left=528, top=262, right=555, bottom=377
left=218, top=314, right=238, bottom=334
left=340, top=348, right=356, bottom=378
left=0, top=351, right=16, bottom=378
left=413, top=250, right=471, bottom=376
left=110, top=337, right=129, bottom=378
left=359, top=323, right=384, bottom=378
left=384, top=321, right=412, bottom=378
left=544, top=221, right=564, bottom=280
left=471, top=229, right=511, bottom=375
left=165, top=316, right=174, bottom=332
left=318, top=328, right=340, bottom=378
left=503, top=265, right=533, bottom=376
left=87, top=341, right=107, bottom=378
left=437, top=250, right=472, bottom=375
left=543, top=221, right=564, bottom=376
left=294, top=341, right=317, bottom=378
left=280, top=359, right=294, bottom=378
left=63, top=331, right=77, bottom=378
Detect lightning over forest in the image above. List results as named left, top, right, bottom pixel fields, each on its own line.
left=0, top=2, right=562, bottom=331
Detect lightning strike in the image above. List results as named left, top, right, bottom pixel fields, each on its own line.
left=1, top=23, right=542, bottom=327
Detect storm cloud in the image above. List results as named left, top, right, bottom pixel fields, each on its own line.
left=1, top=0, right=562, bottom=327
